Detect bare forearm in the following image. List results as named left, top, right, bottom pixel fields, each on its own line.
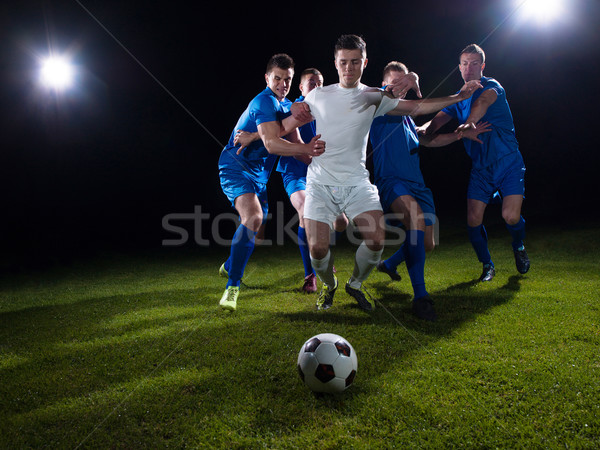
left=264, top=137, right=309, bottom=156
left=420, top=131, right=462, bottom=147
left=394, top=94, right=463, bottom=117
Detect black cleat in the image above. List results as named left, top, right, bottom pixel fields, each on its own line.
left=316, top=277, right=338, bottom=310
left=479, top=264, right=495, bottom=282
left=514, top=247, right=530, bottom=274
left=412, top=295, right=437, bottom=321
left=376, top=260, right=401, bottom=281
left=345, top=282, right=374, bottom=312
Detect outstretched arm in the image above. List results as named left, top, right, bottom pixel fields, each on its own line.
left=419, top=121, right=492, bottom=147
left=418, top=111, right=453, bottom=136
left=388, top=80, right=482, bottom=117
left=257, top=121, right=324, bottom=157
left=457, top=89, right=497, bottom=131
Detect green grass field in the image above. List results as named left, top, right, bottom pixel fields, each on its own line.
left=1, top=223, right=599, bottom=448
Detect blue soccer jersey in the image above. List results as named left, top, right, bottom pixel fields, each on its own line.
left=219, top=87, right=292, bottom=184
left=442, top=76, right=520, bottom=170
left=370, top=114, right=424, bottom=185
left=276, top=95, right=312, bottom=178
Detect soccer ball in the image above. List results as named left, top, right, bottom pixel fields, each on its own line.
left=297, top=333, right=358, bottom=394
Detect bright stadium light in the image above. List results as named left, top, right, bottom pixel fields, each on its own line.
left=40, top=56, right=74, bottom=90
left=517, top=0, right=565, bottom=25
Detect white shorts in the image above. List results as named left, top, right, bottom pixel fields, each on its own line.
left=304, top=179, right=382, bottom=228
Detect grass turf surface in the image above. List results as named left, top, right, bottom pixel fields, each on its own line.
left=1, top=223, right=599, bottom=448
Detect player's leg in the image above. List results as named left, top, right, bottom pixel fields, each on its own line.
left=305, top=217, right=337, bottom=309
left=378, top=194, right=424, bottom=279
left=345, top=209, right=384, bottom=311
left=289, top=188, right=317, bottom=292
left=218, top=193, right=263, bottom=311
left=227, top=193, right=263, bottom=286
left=424, top=224, right=436, bottom=253
left=499, top=154, right=529, bottom=274
left=504, top=196, right=529, bottom=273
left=467, top=198, right=495, bottom=281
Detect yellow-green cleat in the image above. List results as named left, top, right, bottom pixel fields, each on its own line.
left=219, top=286, right=239, bottom=311
left=219, top=263, right=229, bottom=278
left=316, top=276, right=338, bottom=311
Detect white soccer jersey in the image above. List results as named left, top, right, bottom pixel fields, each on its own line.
left=304, top=83, right=399, bottom=186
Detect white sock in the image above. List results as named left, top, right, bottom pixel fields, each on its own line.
left=348, top=242, right=383, bottom=289
left=311, top=250, right=336, bottom=288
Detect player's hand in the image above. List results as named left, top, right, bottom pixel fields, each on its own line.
left=458, top=80, right=483, bottom=99
left=456, top=121, right=492, bottom=144
left=291, top=102, right=313, bottom=123
left=234, top=130, right=259, bottom=155
left=307, top=134, right=325, bottom=156
left=387, top=71, right=422, bottom=99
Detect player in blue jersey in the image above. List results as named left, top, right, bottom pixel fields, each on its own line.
left=218, top=54, right=325, bottom=311
left=371, top=61, right=490, bottom=321
left=421, top=44, right=530, bottom=282
left=235, top=68, right=348, bottom=294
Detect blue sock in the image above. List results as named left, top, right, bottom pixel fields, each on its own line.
left=468, top=224, right=492, bottom=265
left=506, top=216, right=526, bottom=251
left=227, top=224, right=256, bottom=287
left=384, top=242, right=407, bottom=271
left=405, top=230, right=428, bottom=299
left=297, top=226, right=314, bottom=277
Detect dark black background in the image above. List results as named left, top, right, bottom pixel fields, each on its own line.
left=2, top=0, right=599, bottom=265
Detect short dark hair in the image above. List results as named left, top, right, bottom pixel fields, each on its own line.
left=266, top=53, right=295, bottom=74
left=300, top=67, right=322, bottom=81
left=382, top=61, right=408, bottom=80
left=334, top=34, right=367, bottom=58
left=460, top=44, right=485, bottom=64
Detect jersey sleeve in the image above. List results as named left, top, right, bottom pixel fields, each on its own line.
left=482, top=78, right=504, bottom=99
left=374, top=93, right=400, bottom=117
left=249, top=94, right=280, bottom=126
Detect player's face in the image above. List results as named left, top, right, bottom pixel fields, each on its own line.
left=299, top=74, right=323, bottom=96
left=265, top=67, right=294, bottom=101
left=459, top=53, right=485, bottom=82
left=335, top=49, right=367, bottom=88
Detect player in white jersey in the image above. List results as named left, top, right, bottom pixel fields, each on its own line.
left=285, top=34, right=482, bottom=312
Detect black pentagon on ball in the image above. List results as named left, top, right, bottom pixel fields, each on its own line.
left=335, top=340, right=352, bottom=357
left=345, top=369, right=357, bottom=387
left=315, top=363, right=336, bottom=383
left=304, top=337, right=321, bottom=353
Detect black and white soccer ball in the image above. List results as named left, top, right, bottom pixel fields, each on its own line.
left=297, top=333, right=358, bottom=394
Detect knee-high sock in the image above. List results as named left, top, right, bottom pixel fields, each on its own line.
left=404, top=229, right=428, bottom=299
left=468, top=224, right=492, bottom=265
left=348, top=241, right=384, bottom=289
left=227, top=224, right=256, bottom=288
left=506, top=216, right=526, bottom=251
left=384, top=241, right=408, bottom=271
left=297, top=226, right=314, bottom=277
left=311, top=250, right=336, bottom=288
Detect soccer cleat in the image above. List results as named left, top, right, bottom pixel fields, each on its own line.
left=219, top=263, right=228, bottom=278
left=479, top=263, right=495, bottom=282
left=514, top=247, right=530, bottom=274
left=219, top=286, right=239, bottom=311
left=345, top=282, right=374, bottom=312
left=316, top=277, right=338, bottom=311
left=376, top=260, right=401, bottom=281
left=302, top=273, right=317, bottom=293
left=412, top=295, right=437, bottom=321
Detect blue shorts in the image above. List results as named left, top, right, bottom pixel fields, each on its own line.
left=219, top=166, right=269, bottom=218
left=281, top=171, right=306, bottom=198
left=468, top=152, right=525, bottom=203
left=376, top=177, right=436, bottom=226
